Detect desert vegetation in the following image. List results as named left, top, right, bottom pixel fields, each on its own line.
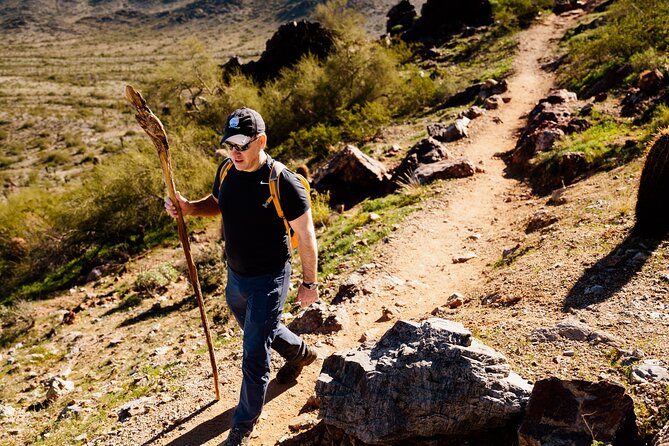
left=0, top=0, right=545, bottom=304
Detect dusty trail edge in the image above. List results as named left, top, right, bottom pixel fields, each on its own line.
left=152, top=11, right=582, bottom=446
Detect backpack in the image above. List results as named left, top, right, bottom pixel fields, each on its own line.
left=217, top=158, right=311, bottom=252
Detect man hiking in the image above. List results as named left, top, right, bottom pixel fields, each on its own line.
left=165, top=107, right=319, bottom=446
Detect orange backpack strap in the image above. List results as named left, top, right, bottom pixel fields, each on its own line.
left=217, top=158, right=234, bottom=186
left=269, top=161, right=296, bottom=251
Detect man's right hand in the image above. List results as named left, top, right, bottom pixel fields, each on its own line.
left=165, top=191, right=189, bottom=219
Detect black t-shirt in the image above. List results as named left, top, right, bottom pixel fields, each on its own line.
left=212, top=155, right=310, bottom=276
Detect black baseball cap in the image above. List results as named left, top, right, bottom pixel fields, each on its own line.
left=221, top=107, right=266, bottom=145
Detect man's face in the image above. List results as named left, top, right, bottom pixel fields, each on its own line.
left=229, top=134, right=266, bottom=172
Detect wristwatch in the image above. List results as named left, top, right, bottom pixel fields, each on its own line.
left=301, top=281, right=318, bottom=290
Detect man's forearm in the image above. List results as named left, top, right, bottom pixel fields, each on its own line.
left=185, top=194, right=220, bottom=217
left=298, top=233, right=318, bottom=283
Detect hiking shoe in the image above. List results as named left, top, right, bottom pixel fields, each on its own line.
left=276, top=344, right=318, bottom=384
left=222, top=428, right=251, bottom=446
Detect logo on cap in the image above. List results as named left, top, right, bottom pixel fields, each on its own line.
left=229, top=117, right=240, bottom=129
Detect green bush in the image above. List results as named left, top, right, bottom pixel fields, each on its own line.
left=134, top=263, right=179, bottom=294
left=491, top=0, right=553, bottom=31
left=0, top=137, right=216, bottom=303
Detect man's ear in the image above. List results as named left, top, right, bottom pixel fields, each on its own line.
left=259, top=133, right=268, bottom=149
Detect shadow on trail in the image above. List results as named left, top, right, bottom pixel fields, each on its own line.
left=118, top=295, right=196, bottom=327
left=563, top=233, right=661, bottom=311
left=144, top=379, right=296, bottom=446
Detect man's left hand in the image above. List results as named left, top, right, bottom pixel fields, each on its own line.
left=297, top=285, right=318, bottom=308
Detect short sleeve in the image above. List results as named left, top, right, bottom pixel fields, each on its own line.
left=279, top=170, right=310, bottom=221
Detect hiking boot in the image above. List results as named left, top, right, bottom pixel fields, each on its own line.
left=222, top=428, right=251, bottom=446
left=276, top=344, right=317, bottom=384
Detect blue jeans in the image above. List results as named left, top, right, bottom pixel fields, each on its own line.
left=225, top=262, right=304, bottom=433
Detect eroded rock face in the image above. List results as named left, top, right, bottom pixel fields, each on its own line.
left=222, top=20, right=334, bottom=83
left=316, top=318, right=532, bottom=445
left=518, top=378, right=640, bottom=446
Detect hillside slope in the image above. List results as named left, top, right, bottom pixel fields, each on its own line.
left=0, top=0, right=421, bottom=36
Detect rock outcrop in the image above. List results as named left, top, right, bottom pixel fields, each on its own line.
left=222, top=20, right=334, bottom=83
left=313, top=145, right=391, bottom=208
left=316, top=318, right=532, bottom=445
left=518, top=378, right=640, bottom=446
left=403, top=0, right=493, bottom=41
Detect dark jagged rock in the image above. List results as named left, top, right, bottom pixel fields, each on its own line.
left=316, top=319, right=532, bottom=445
left=223, top=20, right=334, bottom=83
left=390, top=137, right=451, bottom=187
left=518, top=378, right=640, bottom=446
left=553, top=0, right=584, bottom=14
left=386, top=0, right=416, bottom=35
left=313, top=145, right=390, bottom=208
left=505, top=90, right=582, bottom=168
left=404, top=0, right=494, bottom=41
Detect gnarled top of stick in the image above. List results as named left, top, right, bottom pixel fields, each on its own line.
left=125, top=84, right=168, bottom=147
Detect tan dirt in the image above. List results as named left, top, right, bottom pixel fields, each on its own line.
left=149, top=11, right=584, bottom=446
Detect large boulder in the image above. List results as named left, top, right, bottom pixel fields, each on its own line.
left=313, top=145, right=391, bottom=207
left=222, top=20, right=334, bottom=83
left=390, top=137, right=451, bottom=186
left=518, top=378, right=640, bottom=446
left=413, top=157, right=476, bottom=184
left=316, top=319, right=532, bottom=445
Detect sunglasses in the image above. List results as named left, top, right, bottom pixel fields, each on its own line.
left=223, top=135, right=259, bottom=152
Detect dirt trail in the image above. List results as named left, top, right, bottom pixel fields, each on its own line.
left=153, top=12, right=581, bottom=446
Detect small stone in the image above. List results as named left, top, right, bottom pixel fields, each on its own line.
left=0, top=405, right=17, bottom=418
left=359, top=329, right=379, bottom=343
left=45, top=377, right=75, bottom=401
left=369, top=212, right=381, bottom=221
left=108, top=338, right=124, bottom=348
left=660, top=274, right=669, bottom=283
left=289, top=413, right=317, bottom=432
left=563, top=350, right=575, bottom=357
left=153, top=346, right=170, bottom=356
left=452, top=252, right=477, bottom=263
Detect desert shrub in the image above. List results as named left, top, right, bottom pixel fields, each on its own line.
left=134, top=263, right=179, bottom=294
left=311, top=190, right=332, bottom=228
left=492, top=0, right=553, bottom=30
left=192, top=241, right=226, bottom=293
left=559, top=0, right=669, bottom=93
left=0, top=138, right=216, bottom=303
left=62, top=132, right=83, bottom=148
left=0, top=300, right=34, bottom=347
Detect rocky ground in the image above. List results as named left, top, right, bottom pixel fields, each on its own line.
left=1, top=7, right=668, bottom=446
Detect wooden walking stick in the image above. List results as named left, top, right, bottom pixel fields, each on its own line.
left=125, top=85, right=221, bottom=401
